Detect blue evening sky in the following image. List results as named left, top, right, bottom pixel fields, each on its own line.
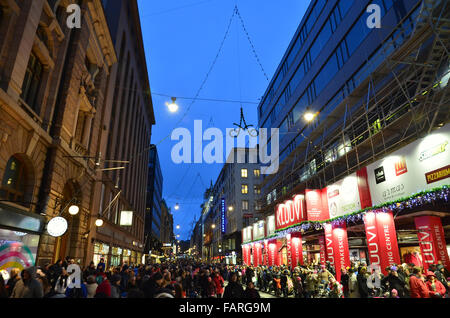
left=138, top=0, right=311, bottom=240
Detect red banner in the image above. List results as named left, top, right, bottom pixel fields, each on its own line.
left=324, top=224, right=335, bottom=268
left=288, top=232, right=303, bottom=267
left=306, top=189, right=330, bottom=221
left=318, top=235, right=327, bottom=266
left=364, top=211, right=401, bottom=275
left=324, top=223, right=350, bottom=282
left=275, top=194, right=306, bottom=230
left=243, top=244, right=251, bottom=266
left=415, top=216, right=450, bottom=272
left=276, top=240, right=283, bottom=266
left=332, top=223, right=350, bottom=282
left=268, top=240, right=277, bottom=266
left=375, top=212, right=401, bottom=272
left=253, top=243, right=263, bottom=266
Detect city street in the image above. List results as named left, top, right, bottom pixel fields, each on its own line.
left=0, top=0, right=449, bottom=301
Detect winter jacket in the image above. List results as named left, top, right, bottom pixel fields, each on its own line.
left=243, top=287, right=260, bottom=298
left=426, top=280, right=446, bottom=298
left=357, top=274, right=369, bottom=298
left=223, top=281, right=244, bottom=298
left=96, top=279, right=112, bottom=297
left=213, top=275, right=225, bottom=295
left=409, top=275, right=429, bottom=298
left=304, top=274, right=318, bottom=292
left=10, top=267, right=43, bottom=298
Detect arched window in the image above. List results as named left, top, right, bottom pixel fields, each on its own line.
left=0, top=156, right=25, bottom=203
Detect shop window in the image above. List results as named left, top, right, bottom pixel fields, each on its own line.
left=21, top=53, right=44, bottom=114
left=0, top=156, right=26, bottom=204
left=0, top=229, right=39, bottom=276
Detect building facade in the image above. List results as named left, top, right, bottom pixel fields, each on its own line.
left=144, top=145, right=163, bottom=255
left=86, top=0, right=155, bottom=268
left=245, top=0, right=449, bottom=273
left=0, top=0, right=117, bottom=270
left=201, top=148, right=262, bottom=264
left=160, top=199, right=174, bottom=245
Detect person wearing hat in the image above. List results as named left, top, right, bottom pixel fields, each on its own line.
left=426, top=271, right=446, bottom=298
left=381, top=265, right=407, bottom=298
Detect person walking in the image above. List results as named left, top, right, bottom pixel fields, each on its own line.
left=212, top=271, right=225, bottom=298
left=243, top=281, right=260, bottom=298
left=425, top=271, right=446, bottom=298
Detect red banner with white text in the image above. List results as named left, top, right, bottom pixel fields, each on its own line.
left=288, top=232, right=303, bottom=267
left=253, top=243, right=263, bottom=266
left=275, top=194, right=306, bottom=230
left=415, top=216, right=450, bottom=272
left=332, top=223, right=351, bottom=282
left=318, top=235, right=327, bottom=266
left=364, top=211, right=401, bottom=275
left=268, top=240, right=277, bottom=267
left=306, top=189, right=330, bottom=221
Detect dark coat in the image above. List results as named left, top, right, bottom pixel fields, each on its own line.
left=243, top=287, right=260, bottom=298
left=223, top=281, right=244, bottom=298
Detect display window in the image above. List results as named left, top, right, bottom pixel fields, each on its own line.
left=93, top=242, right=109, bottom=267
left=0, top=228, right=39, bottom=276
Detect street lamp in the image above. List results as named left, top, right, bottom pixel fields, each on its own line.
left=174, top=203, right=180, bottom=210
left=176, top=225, right=180, bottom=230
left=95, top=218, right=104, bottom=227
left=211, top=224, right=216, bottom=229
left=68, top=204, right=80, bottom=216
left=166, top=97, right=179, bottom=113
left=228, top=206, right=233, bottom=212
left=303, top=109, right=318, bottom=122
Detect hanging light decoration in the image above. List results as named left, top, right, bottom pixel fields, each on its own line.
left=175, top=203, right=180, bottom=210
left=68, top=205, right=80, bottom=216
left=166, top=97, right=179, bottom=113
left=95, top=218, right=104, bottom=227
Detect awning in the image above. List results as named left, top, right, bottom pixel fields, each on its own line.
left=0, top=203, right=46, bottom=233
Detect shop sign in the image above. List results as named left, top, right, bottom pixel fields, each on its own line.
left=367, top=124, right=450, bottom=205
left=305, top=189, right=329, bottom=221
left=275, top=194, right=306, bottom=230
left=221, top=198, right=226, bottom=234
left=242, top=226, right=252, bottom=243
left=415, top=216, right=450, bottom=272
left=119, top=211, right=133, bottom=226
left=266, top=215, right=275, bottom=236
left=252, top=220, right=265, bottom=241
left=267, top=240, right=277, bottom=266
left=326, top=168, right=371, bottom=218
left=47, top=217, right=68, bottom=237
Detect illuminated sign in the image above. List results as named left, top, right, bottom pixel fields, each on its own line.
left=47, top=217, right=68, bottom=237
left=119, top=211, right=133, bottom=226
left=221, top=198, right=226, bottom=234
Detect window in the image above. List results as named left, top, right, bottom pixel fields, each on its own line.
left=254, top=186, right=261, bottom=195
left=241, top=184, right=248, bottom=194
left=241, top=169, right=248, bottom=178
left=21, top=53, right=43, bottom=113
left=0, top=156, right=25, bottom=203
left=253, top=169, right=260, bottom=177
left=242, top=200, right=249, bottom=211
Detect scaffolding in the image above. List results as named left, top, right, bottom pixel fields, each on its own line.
left=261, top=0, right=450, bottom=214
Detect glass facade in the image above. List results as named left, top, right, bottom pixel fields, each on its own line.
left=258, top=0, right=422, bottom=205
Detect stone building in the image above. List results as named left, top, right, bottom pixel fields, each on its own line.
left=0, top=0, right=117, bottom=270
left=85, top=0, right=155, bottom=267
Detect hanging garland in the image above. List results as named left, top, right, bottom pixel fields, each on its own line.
left=274, top=185, right=449, bottom=233
left=242, top=185, right=449, bottom=246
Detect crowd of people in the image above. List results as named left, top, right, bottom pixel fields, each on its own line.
left=1, top=256, right=449, bottom=298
